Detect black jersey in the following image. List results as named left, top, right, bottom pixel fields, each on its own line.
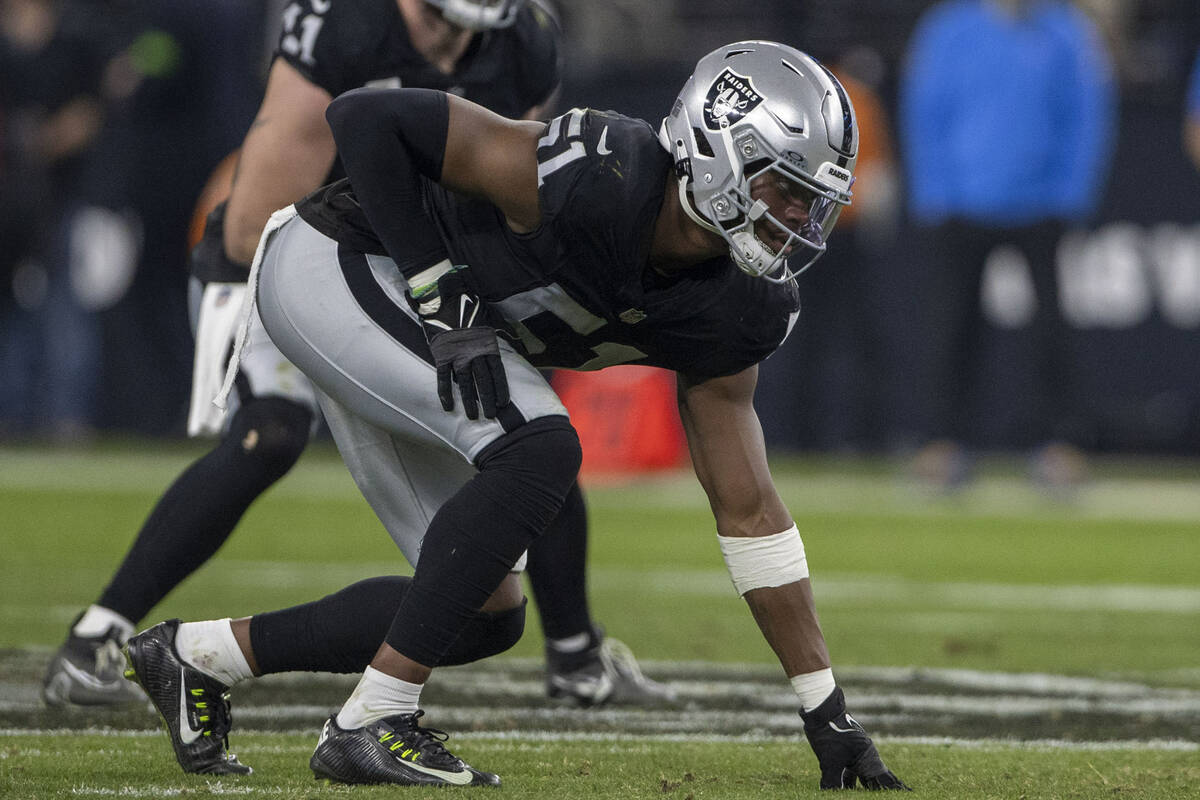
left=193, top=0, right=559, bottom=283
left=299, top=109, right=799, bottom=380
left=276, top=0, right=558, bottom=117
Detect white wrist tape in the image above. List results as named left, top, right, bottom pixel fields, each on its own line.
left=407, top=258, right=454, bottom=293
left=717, top=523, right=808, bottom=596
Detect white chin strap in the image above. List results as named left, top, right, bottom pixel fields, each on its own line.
left=729, top=199, right=775, bottom=275
left=679, top=179, right=790, bottom=280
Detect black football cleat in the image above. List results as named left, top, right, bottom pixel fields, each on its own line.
left=123, top=619, right=251, bottom=775
left=43, top=622, right=145, bottom=707
left=310, top=710, right=499, bottom=787
left=546, top=627, right=677, bottom=708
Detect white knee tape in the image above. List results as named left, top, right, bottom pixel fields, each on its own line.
left=717, top=524, right=809, bottom=596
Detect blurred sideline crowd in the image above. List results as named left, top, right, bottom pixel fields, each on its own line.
left=2, top=0, right=1200, bottom=485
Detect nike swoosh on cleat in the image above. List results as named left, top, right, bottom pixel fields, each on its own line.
left=399, top=758, right=473, bottom=786
left=178, top=668, right=202, bottom=745
left=597, top=126, right=612, bottom=156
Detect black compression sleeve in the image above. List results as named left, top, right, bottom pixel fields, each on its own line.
left=325, top=87, right=451, bottom=276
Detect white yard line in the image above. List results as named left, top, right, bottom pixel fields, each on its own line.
left=6, top=448, right=1200, bottom=522
left=22, top=564, right=1195, bottom=614
left=586, top=568, right=1200, bottom=613
left=6, top=728, right=1194, bottom=754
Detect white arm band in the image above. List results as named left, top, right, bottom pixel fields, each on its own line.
left=717, top=524, right=809, bottom=596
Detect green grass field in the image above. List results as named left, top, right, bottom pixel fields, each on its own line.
left=1, top=441, right=1198, bottom=799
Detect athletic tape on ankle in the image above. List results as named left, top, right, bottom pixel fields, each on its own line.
left=717, top=524, right=808, bottom=596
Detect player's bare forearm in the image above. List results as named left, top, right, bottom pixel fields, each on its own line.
left=676, top=368, right=791, bottom=535
left=224, top=60, right=337, bottom=265
left=441, top=95, right=544, bottom=231
left=677, top=369, right=829, bottom=675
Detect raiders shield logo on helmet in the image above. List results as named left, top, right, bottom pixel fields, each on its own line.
left=703, top=68, right=764, bottom=131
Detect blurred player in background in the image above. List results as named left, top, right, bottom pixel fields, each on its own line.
left=0, top=0, right=126, bottom=440
left=44, top=0, right=671, bottom=711
left=124, top=39, right=908, bottom=790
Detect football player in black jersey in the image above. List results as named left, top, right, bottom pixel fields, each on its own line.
left=124, top=41, right=909, bottom=789
left=44, top=0, right=672, bottom=715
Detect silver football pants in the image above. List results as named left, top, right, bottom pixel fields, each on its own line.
left=255, top=214, right=568, bottom=564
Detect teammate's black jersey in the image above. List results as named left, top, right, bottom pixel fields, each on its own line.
left=298, top=109, right=800, bottom=380
left=277, top=0, right=558, bottom=118
left=192, top=0, right=559, bottom=284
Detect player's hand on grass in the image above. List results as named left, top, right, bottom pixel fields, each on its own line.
left=407, top=265, right=509, bottom=420
left=800, top=687, right=911, bottom=791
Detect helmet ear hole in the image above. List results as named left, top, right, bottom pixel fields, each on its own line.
left=691, top=128, right=714, bottom=158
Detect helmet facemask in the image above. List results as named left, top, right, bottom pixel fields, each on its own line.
left=426, top=0, right=523, bottom=30
left=716, top=148, right=853, bottom=283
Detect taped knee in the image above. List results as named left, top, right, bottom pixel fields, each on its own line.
left=440, top=599, right=527, bottom=666
left=225, top=397, right=311, bottom=480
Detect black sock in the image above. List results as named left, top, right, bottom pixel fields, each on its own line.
left=249, top=575, right=526, bottom=673
left=525, top=481, right=592, bottom=640
left=97, top=398, right=310, bottom=622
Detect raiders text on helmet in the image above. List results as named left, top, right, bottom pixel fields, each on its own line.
left=659, top=41, right=859, bottom=282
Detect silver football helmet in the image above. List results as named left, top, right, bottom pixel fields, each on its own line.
left=659, top=41, right=858, bottom=282
left=424, top=0, right=524, bottom=30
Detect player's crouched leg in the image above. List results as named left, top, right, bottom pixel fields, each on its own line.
left=247, top=576, right=526, bottom=675
left=385, top=417, right=583, bottom=670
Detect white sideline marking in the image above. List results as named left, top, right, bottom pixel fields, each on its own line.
left=6, top=729, right=1195, bottom=754
left=458, top=732, right=1200, bottom=752
left=587, top=568, right=1200, bottom=613
left=881, top=735, right=1199, bottom=752
left=7, top=447, right=1200, bottom=522
left=435, top=659, right=1200, bottom=700
left=6, top=682, right=1197, bottom=722
left=26, top=564, right=1196, bottom=615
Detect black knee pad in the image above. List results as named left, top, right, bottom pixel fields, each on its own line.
left=441, top=599, right=527, bottom=666
left=223, top=396, right=312, bottom=481
left=385, top=418, right=579, bottom=666
left=476, top=416, right=583, bottom=502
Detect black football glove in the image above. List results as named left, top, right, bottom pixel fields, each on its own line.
left=190, top=203, right=253, bottom=283
left=407, top=266, right=509, bottom=420
left=800, top=687, right=910, bottom=791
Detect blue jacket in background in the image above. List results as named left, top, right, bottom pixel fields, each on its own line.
left=900, top=0, right=1116, bottom=226
left=1189, top=49, right=1200, bottom=117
